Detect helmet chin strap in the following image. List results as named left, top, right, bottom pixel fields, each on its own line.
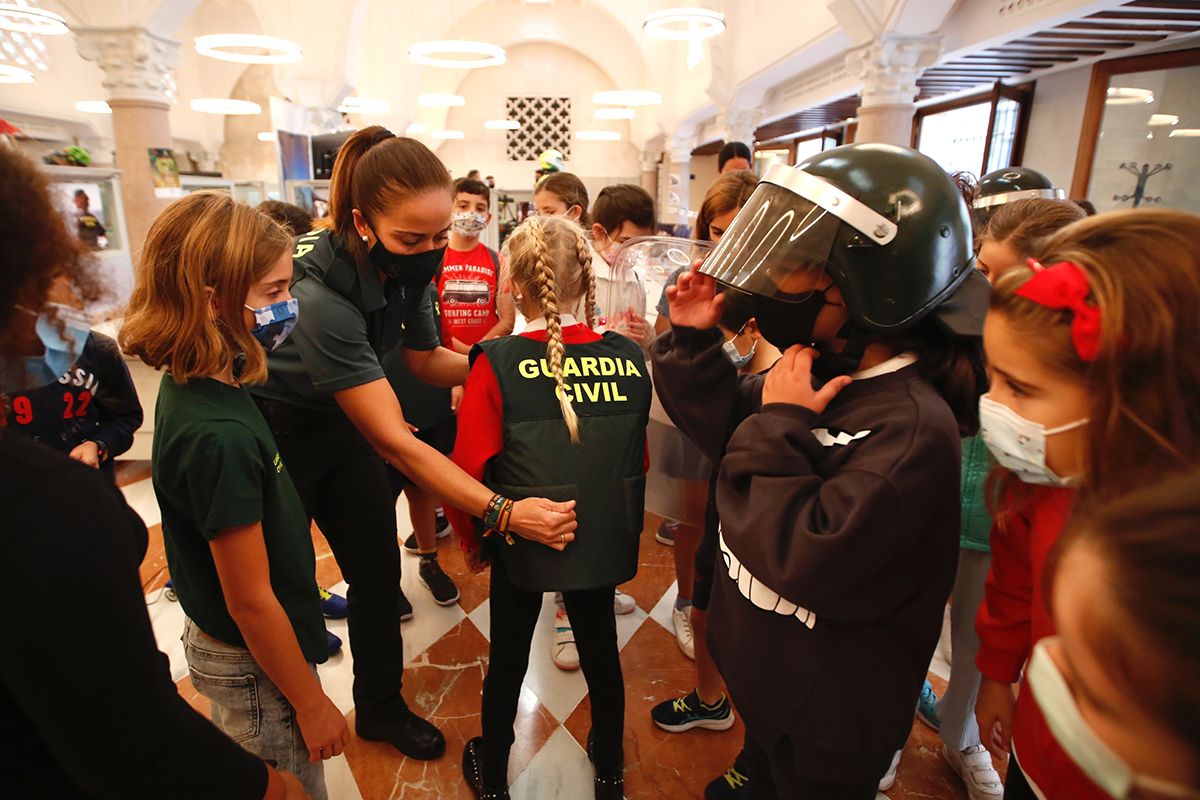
left=811, top=321, right=870, bottom=382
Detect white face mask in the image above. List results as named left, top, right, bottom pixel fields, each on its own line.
left=978, top=394, right=1088, bottom=487
left=452, top=210, right=488, bottom=237
left=1027, top=639, right=1200, bottom=800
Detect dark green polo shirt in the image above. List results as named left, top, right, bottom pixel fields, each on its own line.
left=382, top=281, right=454, bottom=430
left=253, top=229, right=441, bottom=412
left=152, top=375, right=326, bottom=664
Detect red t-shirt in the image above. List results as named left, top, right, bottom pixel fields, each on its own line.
left=438, top=242, right=499, bottom=347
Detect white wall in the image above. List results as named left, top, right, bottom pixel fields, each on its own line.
left=1021, top=64, right=1091, bottom=191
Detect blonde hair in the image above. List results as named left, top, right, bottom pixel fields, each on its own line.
left=989, top=208, right=1200, bottom=508
left=120, top=191, right=292, bottom=384
left=505, top=214, right=596, bottom=444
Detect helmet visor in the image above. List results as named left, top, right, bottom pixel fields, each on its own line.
left=607, top=236, right=714, bottom=323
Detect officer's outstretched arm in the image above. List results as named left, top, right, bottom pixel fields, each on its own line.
left=401, top=345, right=469, bottom=387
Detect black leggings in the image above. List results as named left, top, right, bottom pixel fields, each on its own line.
left=481, top=558, right=624, bottom=786
left=742, top=735, right=880, bottom=800
left=268, top=409, right=405, bottom=714
left=1004, top=756, right=1038, bottom=800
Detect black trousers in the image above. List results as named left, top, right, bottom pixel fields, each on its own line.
left=267, top=407, right=404, bottom=714
left=1004, top=756, right=1038, bottom=800
left=481, top=558, right=624, bottom=786
left=742, top=735, right=881, bottom=800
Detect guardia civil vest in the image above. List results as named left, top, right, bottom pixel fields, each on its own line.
left=474, top=331, right=652, bottom=592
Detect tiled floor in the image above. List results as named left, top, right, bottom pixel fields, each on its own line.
left=118, top=461, right=972, bottom=800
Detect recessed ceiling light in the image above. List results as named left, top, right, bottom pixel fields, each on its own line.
left=1106, top=87, right=1154, bottom=106
left=576, top=130, right=622, bottom=141
left=409, top=40, right=506, bottom=69
left=194, top=34, right=302, bottom=64
left=75, top=100, right=111, bottom=114
left=593, top=90, right=662, bottom=106
left=1148, top=114, right=1179, bottom=126
left=337, top=96, right=389, bottom=114
left=432, top=129, right=465, bottom=139
left=484, top=119, right=520, bottom=130
left=418, top=93, right=466, bottom=107
left=257, top=131, right=277, bottom=141
left=405, top=122, right=428, bottom=135
left=594, top=107, right=635, bottom=120
left=0, top=4, right=68, bottom=35
left=642, top=7, right=725, bottom=41
left=1169, top=129, right=1200, bottom=138
left=0, top=63, right=33, bottom=83
left=189, top=98, right=263, bottom=115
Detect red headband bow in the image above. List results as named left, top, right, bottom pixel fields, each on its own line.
left=1016, top=259, right=1102, bottom=362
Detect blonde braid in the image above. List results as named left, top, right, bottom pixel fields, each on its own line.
left=574, top=229, right=597, bottom=330
left=530, top=219, right=581, bottom=444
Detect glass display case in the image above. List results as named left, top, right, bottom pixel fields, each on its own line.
left=180, top=175, right=269, bottom=206
left=41, top=164, right=134, bottom=319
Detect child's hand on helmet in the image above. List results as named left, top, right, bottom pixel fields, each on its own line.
left=762, top=345, right=853, bottom=413
left=665, top=266, right=724, bottom=330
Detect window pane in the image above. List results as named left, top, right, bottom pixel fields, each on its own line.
left=985, top=97, right=1021, bottom=173
left=1090, top=64, right=1200, bottom=214
left=917, top=102, right=991, bottom=175
left=793, top=138, right=824, bottom=163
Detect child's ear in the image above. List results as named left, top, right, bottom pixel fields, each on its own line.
left=745, top=318, right=762, bottom=340
left=567, top=206, right=581, bottom=222
left=591, top=222, right=607, bottom=243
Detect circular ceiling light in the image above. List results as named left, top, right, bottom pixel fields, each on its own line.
left=1148, top=113, right=1179, bottom=127
left=593, top=90, right=662, bottom=107
left=642, top=7, right=725, bottom=41
left=484, top=119, right=520, bottom=130
left=1105, top=87, right=1154, bottom=106
left=337, top=96, right=389, bottom=114
left=405, top=122, right=428, bottom=135
left=190, top=98, right=263, bottom=115
left=75, top=100, right=112, bottom=114
left=409, top=40, right=506, bottom=69
left=418, top=93, right=466, bottom=107
left=594, top=107, right=635, bottom=120
left=194, top=33, right=302, bottom=64
left=257, top=131, right=277, bottom=142
left=576, top=130, right=621, bottom=141
left=432, top=129, right=465, bottom=140
left=1169, top=129, right=1200, bottom=138
left=0, top=63, right=33, bottom=83
left=0, top=4, right=68, bottom=35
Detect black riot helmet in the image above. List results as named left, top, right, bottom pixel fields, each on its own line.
left=974, top=166, right=1065, bottom=210
left=698, top=143, right=987, bottom=376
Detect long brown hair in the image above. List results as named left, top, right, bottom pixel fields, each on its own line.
left=535, top=172, right=590, bottom=227
left=980, top=198, right=1086, bottom=261
left=1046, top=468, right=1200, bottom=753
left=120, top=192, right=292, bottom=384
left=320, top=125, right=451, bottom=267
left=505, top=215, right=596, bottom=445
left=989, top=209, right=1200, bottom=503
left=696, top=170, right=757, bottom=242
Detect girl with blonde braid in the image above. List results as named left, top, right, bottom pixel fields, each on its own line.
left=447, top=215, right=651, bottom=800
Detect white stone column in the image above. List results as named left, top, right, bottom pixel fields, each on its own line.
left=639, top=149, right=660, bottom=201
left=75, top=27, right=180, bottom=252
left=718, top=108, right=762, bottom=149
left=661, top=136, right=695, bottom=234
left=845, top=33, right=941, bottom=146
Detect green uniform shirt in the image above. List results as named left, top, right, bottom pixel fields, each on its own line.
left=959, top=432, right=994, bottom=553
left=253, top=229, right=441, bottom=412
left=152, top=374, right=327, bottom=664
left=382, top=281, right=453, bottom=430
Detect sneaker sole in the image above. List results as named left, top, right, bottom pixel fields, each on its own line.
left=419, top=577, right=460, bottom=607
left=655, top=533, right=675, bottom=546
left=653, top=711, right=736, bottom=733
left=916, top=708, right=941, bottom=732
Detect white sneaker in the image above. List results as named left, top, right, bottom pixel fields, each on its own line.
left=943, top=744, right=1003, bottom=800
left=551, top=608, right=580, bottom=671
left=672, top=605, right=695, bottom=660
left=878, top=748, right=902, bottom=792
left=613, top=589, right=636, bottom=615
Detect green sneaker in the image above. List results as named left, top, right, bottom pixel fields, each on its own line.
left=651, top=689, right=735, bottom=733
left=705, top=752, right=750, bottom=799
left=917, top=679, right=941, bottom=731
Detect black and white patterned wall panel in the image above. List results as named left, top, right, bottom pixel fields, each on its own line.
left=506, top=96, right=571, bottom=162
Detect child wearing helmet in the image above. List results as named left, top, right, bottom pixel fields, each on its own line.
left=651, top=143, right=988, bottom=798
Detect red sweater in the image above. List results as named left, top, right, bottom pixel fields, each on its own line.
left=446, top=324, right=650, bottom=552
left=975, top=485, right=1105, bottom=798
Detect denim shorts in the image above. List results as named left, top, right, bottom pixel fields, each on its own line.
left=182, top=618, right=327, bottom=800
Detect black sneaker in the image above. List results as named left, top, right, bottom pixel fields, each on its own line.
left=705, top=752, right=751, bottom=800
left=651, top=689, right=735, bottom=733
left=462, top=737, right=511, bottom=799
left=435, top=508, right=450, bottom=535
left=419, top=557, right=460, bottom=606
left=403, top=527, right=453, bottom=553
left=398, top=588, right=414, bottom=622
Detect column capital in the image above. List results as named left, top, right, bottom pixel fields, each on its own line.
left=639, top=149, right=660, bottom=174
left=75, top=27, right=179, bottom=107
left=718, top=108, right=762, bottom=146
left=666, top=135, right=696, bottom=165
left=845, top=33, right=941, bottom=108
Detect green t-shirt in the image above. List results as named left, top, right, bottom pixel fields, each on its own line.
left=252, top=229, right=441, bottom=412
left=152, top=374, right=326, bottom=664
left=382, top=281, right=453, bottom=430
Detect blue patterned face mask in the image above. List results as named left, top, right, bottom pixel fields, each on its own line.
left=11, top=303, right=90, bottom=389
left=245, top=297, right=299, bottom=351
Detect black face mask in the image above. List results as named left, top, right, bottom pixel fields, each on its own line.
left=367, top=235, right=445, bottom=287
left=751, top=287, right=837, bottom=352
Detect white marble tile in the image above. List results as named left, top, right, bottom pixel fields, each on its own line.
left=468, top=598, right=491, bottom=642
left=647, top=579, right=679, bottom=635
left=145, top=587, right=187, bottom=681
left=322, top=753, right=363, bottom=800
left=509, top=726, right=595, bottom=800
left=120, top=477, right=161, bottom=529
